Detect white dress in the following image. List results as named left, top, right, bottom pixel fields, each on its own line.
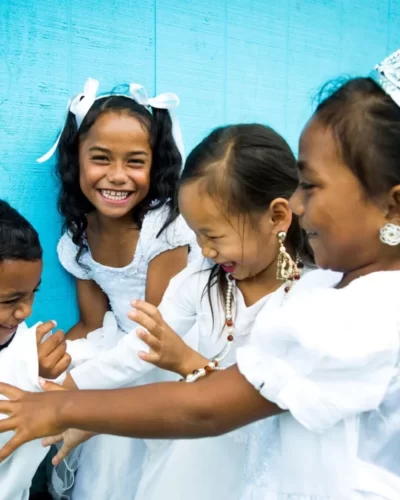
left=237, top=269, right=400, bottom=499
left=0, top=323, right=49, bottom=500
left=54, top=205, right=199, bottom=500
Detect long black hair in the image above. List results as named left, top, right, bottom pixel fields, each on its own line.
left=0, top=200, right=42, bottom=262
left=180, top=124, right=314, bottom=313
left=56, top=90, right=182, bottom=264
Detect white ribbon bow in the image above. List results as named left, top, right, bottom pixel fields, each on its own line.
left=37, top=78, right=184, bottom=163
left=371, top=48, right=400, bottom=108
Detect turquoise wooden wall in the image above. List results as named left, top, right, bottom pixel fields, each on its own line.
left=1, top=0, right=399, bottom=329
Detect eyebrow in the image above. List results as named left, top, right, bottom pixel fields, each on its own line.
left=0, top=279, right=42, bottom=299
left=88, top=146, right=148, bottom=156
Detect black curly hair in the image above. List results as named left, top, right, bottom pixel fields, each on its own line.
left=56, top=90, right=182, bottom=264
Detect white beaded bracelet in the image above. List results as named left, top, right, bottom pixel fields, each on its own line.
left=180, top=360, right=225, bottom=383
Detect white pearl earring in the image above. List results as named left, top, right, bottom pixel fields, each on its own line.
left=380, top=223, right=400, bottom=246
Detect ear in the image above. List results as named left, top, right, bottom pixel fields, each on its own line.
left=268, top=198, right=293, bottom=235
left=386, top=185, right=400, bottom=223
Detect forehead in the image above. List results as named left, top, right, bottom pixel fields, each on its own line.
left=0, top=260, right=42, bottom=296
left=83, top=112, right=151, bottom=148
left=178, top=181, right=229, bottom=227
left=299, top=119, right=350, bottom=178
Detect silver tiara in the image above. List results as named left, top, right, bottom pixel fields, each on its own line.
left=370, top=48, right=400, bottom=107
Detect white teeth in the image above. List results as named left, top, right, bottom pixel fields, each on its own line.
left=101, top=190, right=130, bottom=201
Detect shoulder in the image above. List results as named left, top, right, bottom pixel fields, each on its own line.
left=57, top=232, right=93, bottom=280
left=141, top=203, right=198, bottom=262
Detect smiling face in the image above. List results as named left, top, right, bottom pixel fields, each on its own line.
left=0, top=259, right=42, bottom=344
left=290, top=118, right=387, bottom=272
left=78, top=111, right=153, bottom=220
left=179, top=180, right=291, bottom=281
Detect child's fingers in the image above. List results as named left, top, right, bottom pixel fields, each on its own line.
left=0, top=382, right=24, bottom=401
left=131, top=300, right=160, bottom=320
left=51, top=430, right=94, bottom=465
left=138, top=351, right=160, bottom=365
left=39, top=379, right=65, bottom=392
left=38, top=330, right=65, bottom=356
left=136, top=329, right=161, bottom=351
left=52, top=444, right=70, bottom=465
left=52, top=354, right=72, bottom=378
left=42, top=433, right=64, bottom=447
left=128, top=309, right=158, bottom=334
left=35, top=321, right=57, bottom=346
left=0, top=430, right=26, bottom=462
left=39, top=342, right=68, bottom=372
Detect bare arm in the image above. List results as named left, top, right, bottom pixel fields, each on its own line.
left=65, top=279, right=109, bottom=341
left=145, top=247, right=189, bottom=306
left=0, top=366, right=282, bottom=460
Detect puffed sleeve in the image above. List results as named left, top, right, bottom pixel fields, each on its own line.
left=57, top=232, right=92, bottom=280
left=237, top=271, right=400, bottom=433
left=140, top=205, right=199, bottom=263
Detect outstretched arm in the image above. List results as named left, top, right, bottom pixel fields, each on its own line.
left=0, top=366, right=282, bottom=460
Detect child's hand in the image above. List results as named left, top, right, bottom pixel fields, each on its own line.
left=129, top=300, right=208, bottom=377
left=36, top=322, right=71, bottom=379
left=0, top=382, right=68, bottom=462
left=43, top=428, right=95, bottom=464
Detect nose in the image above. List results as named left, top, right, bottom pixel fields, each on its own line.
left=289, top=187, right=304, bottom=217
left=196, top=235, right=218, bottom=260
left=14, top=298, right=33, bottom=322
left=107, top=162, right=129, bottom=184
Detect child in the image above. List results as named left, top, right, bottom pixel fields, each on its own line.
left=38, top=78, right=198, bottom=499
left=3, top=49, right=400, bottom=498
left=0, top=200, right=69, bottom=500
left=45, top=123, right=313, bottom=499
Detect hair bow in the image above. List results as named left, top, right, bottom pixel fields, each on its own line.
left=37, top=78, right=184, bottom=163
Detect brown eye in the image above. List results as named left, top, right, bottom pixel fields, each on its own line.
left=92, top=155, right=109, bottom=162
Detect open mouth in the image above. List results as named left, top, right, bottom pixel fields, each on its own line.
left=99, top=189, right=133, bottom=203
left=306, top=231, right=318, bottom=238
left=220, top=262, right=237, bottom=273
left=0, top=323, right=18, bottom=333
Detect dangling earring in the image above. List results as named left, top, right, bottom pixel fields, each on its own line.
left=380, top=223, right=400, bottom=246
left=276, top=231, right=301, bottom=294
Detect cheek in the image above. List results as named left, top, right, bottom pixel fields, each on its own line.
left=0, top=307, right=11, bottom=323
left=130, top=169, right=151, bottom=188
left=79, top=162, right=101, bottom=189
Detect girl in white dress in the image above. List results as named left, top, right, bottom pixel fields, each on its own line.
left=37, top=78, right=198, bottom=499
left=55, top=123, right=313, bottom=500
left=3, top=49, right=400, bottom=499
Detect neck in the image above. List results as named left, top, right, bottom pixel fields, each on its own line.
left=236, top=256, right=284, bottom=306
left=339, top=256, right=400, bottom=288
left=91, top=210, right=138, bottom=235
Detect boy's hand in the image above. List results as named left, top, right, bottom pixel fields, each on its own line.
left=36, top=322, right=71, bottom=379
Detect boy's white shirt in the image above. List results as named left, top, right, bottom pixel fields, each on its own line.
left=0, top=322, right=49, bottom=500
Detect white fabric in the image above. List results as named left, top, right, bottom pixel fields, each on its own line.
left=237, top=269, right=400, bottom=499
left=55, top=204, right=198, bottom=500
left=0, top=323, right=48, bottom=500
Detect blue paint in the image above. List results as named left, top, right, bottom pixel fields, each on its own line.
left=0, top=0, right=399, bottom=330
